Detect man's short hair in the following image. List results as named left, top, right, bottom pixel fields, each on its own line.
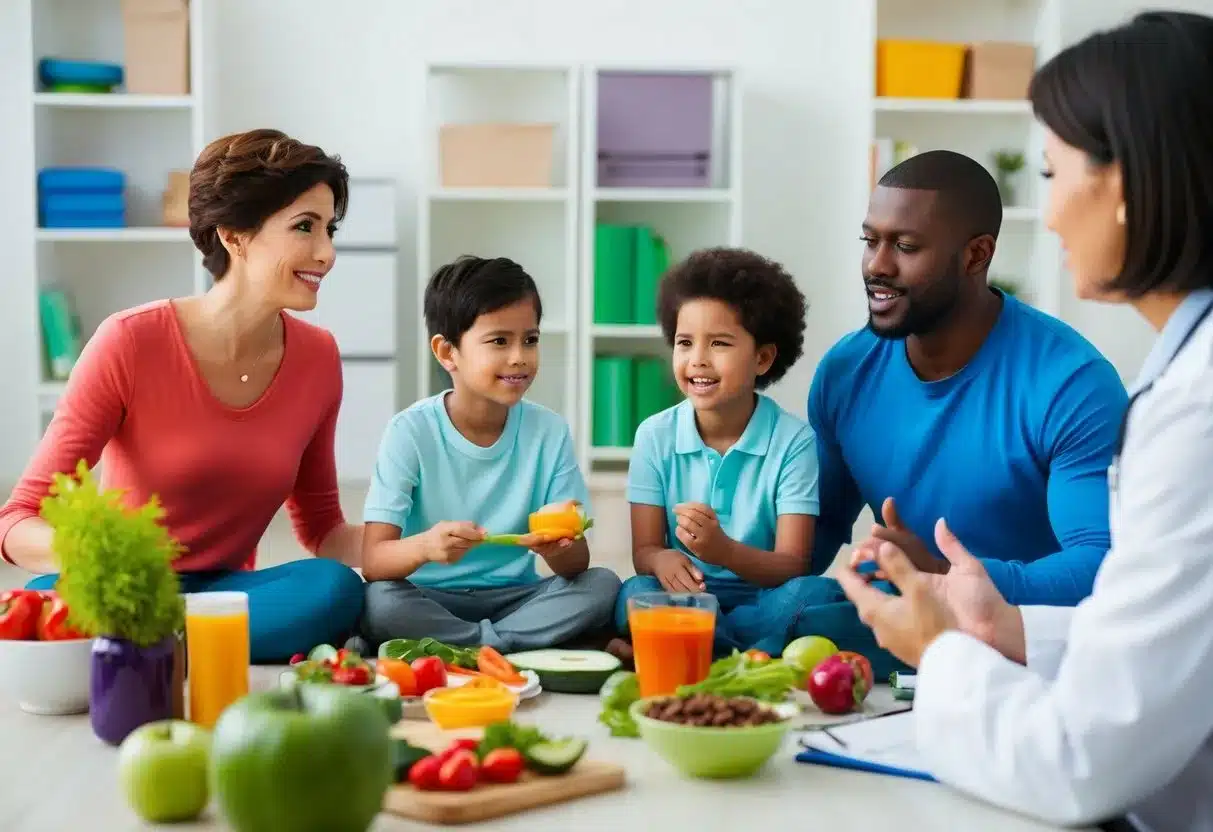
left=877, top=149, right=1003, bottom=240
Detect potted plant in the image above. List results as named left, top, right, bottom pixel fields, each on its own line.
left=40, top=461, right=185, bottom=745
left=993, top=150, right=1025, bottom=206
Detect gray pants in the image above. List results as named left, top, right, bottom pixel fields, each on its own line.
left=361, top=566, right=622, bottom=653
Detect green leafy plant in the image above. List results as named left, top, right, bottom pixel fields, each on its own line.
left=40, top=460, right=185, bottom=647
left=993, top=150, right=1025, bottom=174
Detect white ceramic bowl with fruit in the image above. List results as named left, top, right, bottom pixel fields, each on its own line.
left=0, top=636, right=95, bottom=715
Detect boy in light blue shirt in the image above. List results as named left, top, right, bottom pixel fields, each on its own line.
left=616, top=248, right=821, bottom=654
left=359, top=256, right=621, bottom=653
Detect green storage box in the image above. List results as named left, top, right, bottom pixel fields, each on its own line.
left=632, top=226, right=671, bottom=326
left=592, top=355, right=636, bottom=447
left=594, top=223, right=636, bottom=324
left=634, top=356, right=680, bottom=423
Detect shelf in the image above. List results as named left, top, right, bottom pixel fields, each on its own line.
left=593, top=324, right=663, bottom=338
left=1002, top=207, right=1039, bottom=222
left=33, top=93, right=194, bottom=110
left=36, top=227, right=192, bottom=243
left=874, top=98, right=1032, bottom=115
left=590, top=446, right=632, bottom=462
left=593, top=188, right=736, bottom=204
left=428, top=187, right=569, bottom=202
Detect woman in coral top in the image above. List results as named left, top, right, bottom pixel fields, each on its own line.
left=0, top=129, right=365, bottom=662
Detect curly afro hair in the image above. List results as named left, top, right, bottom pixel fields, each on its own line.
left=656, top=247, right=807, bottom=389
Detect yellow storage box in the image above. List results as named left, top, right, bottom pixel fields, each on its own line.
left=876, top=40, right=967, bottom=99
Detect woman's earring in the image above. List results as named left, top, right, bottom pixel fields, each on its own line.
left=1116, top=203, right=1126, bottom=225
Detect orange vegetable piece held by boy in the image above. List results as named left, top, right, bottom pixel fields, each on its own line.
left=527, top=500, right=593, bottom=541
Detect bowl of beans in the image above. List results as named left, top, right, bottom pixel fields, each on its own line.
left=629, top=693, right=793, bottom=779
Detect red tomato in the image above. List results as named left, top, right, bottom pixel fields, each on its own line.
left=480, top=748, right=524, bottom=783
left=437, top=749, right=479, bottom=791
left=408, top=755, right=443, bottom=790
left=410, top=656, right=448, bottom=694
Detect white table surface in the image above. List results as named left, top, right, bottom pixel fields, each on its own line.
left=0, top=669, right=1093, bottom=831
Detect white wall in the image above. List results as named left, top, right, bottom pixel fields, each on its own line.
left=206, top=0, right=875, bottom=424
left=0, top=0, right=1194, bottom=482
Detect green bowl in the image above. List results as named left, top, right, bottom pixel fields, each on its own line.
left=629, top=696, right=793, bottom=779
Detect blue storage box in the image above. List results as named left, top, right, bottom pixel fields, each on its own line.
left=39, top=193, right=126, bottom=229
left=38, top=58, right=123, bottom=91
left=37, top=167, right=127, bottom=229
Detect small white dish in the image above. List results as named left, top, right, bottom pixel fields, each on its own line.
left=0, top=637, right=94, bottom=715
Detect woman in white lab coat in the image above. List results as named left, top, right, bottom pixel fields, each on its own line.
left=838, top=11, right=1213, bottom=831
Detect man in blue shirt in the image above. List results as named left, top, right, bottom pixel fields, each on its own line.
left=785, top=150, right=1128, bottom=676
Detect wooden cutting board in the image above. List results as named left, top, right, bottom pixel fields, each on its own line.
left=383, top=722, right=626, bottom=825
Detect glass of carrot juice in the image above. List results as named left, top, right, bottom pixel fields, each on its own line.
left=184, top=591, right=250, bottom=729
left=627, top=592, right=718, bottom=698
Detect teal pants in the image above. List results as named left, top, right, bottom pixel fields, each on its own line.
left=27, top=558, right=365, bottom=665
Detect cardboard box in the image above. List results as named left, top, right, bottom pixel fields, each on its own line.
left=161, top=171, right=189, bottom=227
left=964, top=42, right=1035, bottom=100
left=121, top=0, right=190, bottom=95
left=439, top=123, right=555, bottom=188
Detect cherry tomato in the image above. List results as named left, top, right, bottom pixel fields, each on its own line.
left=410, top=656, right=448, bottom=694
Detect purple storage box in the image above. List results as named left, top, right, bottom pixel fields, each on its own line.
left=597, top=72, right=715, bottom=188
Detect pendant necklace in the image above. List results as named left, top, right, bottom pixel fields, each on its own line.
left=239, top=317, right=281, bottom=383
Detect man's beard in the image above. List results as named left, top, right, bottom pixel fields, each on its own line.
left=867, top=263, right=964, bottom=340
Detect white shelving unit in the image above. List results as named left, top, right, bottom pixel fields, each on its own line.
left=416, top=63, right=580, bottom=425
left=869, top=0, right=1063, bottom=315
left=25, top=0, right=214, bottom=438
left=578, top=65, right=743, bottom=481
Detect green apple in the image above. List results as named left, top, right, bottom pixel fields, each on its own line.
left=118, top=719, right=211, bottom=823
left=783, top=635, right=839, bottom=675
left=210, top=684, right=393, bottom=832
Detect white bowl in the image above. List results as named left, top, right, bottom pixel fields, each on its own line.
left=0, top=638, right=94, bottom=715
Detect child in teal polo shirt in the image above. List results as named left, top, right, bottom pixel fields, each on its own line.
left=615, top=247, right=823, bottom=654
left=359, top=255, right=621, bottom=653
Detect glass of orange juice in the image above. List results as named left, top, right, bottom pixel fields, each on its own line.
left=184, top=591, right=250, bottom=729
left=627, top=592, right=718, bottom=698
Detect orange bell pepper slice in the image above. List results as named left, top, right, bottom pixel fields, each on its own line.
left=477, top=646, right=527, bottom=686
left=527, top=500, right=592, bottom=540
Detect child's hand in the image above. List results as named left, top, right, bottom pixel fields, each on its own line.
left=517, top=531, right=574, bottom=561
left=673, top=503, right=729, bottom=564
left=425, top=521, right=485, bottom=564
left=652, top=549, right=707, bottom=593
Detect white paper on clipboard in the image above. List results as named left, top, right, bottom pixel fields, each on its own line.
left=805, top=711, right=928, bottom=772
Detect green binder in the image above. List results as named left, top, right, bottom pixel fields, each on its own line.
left=592, top=355, right=635, bottom=447
left=594, top=224, right=636, bottom=324
left=632, top=226, right=671, bottom=325
left=634, top=356, right=680, bottom=424
left=39, top=288, right=81, bottom=380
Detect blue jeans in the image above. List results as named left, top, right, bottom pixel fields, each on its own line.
left=27, top=558, right=365, bottom=664
left=614, top=573, right=840, bottom=655
left=759, top=576, right=912, bottom=681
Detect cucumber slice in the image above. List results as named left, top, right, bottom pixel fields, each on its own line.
left=307, top=644, right=339, bottom=663
left=523, top=737, right=588, bottom=775
left=504, top=649, right=621, bottom=694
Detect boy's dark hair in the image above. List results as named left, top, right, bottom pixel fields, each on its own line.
left=1029, top=10, right=1213, bottom=297
left=423, top=255, right=542, bottom=344
left=877, top=149, right=1003, bottom=242
left=656, top=247, right=806, bottom=389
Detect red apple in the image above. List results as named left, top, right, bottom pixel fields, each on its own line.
left=807, top=654, right=871, bottom=714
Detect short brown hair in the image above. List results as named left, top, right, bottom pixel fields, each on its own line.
left=189, top=129, right=349, bottom=278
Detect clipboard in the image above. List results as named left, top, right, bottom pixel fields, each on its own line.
left=795, top=710, right=937, bottom=783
